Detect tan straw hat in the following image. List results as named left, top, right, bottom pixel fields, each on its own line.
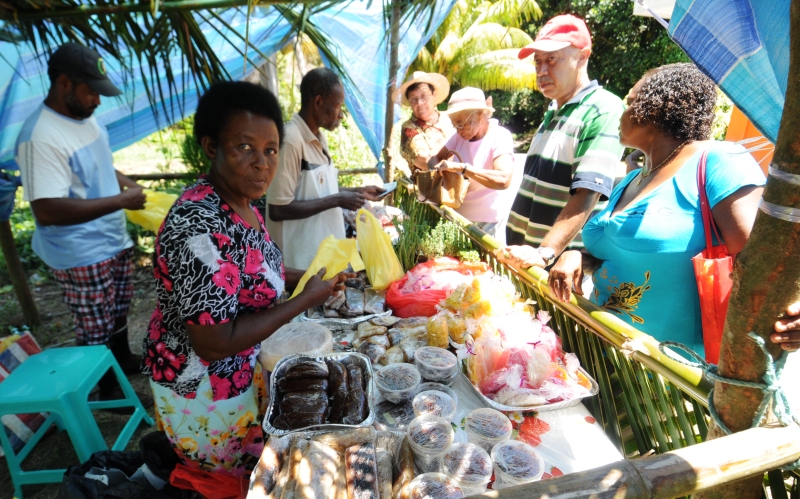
left=440, top=87, right=495, bottom=115
left=395, top=71, right=450, bottom=106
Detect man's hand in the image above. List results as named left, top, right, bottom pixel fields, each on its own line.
left=548, top=250, right=584, bottom=302
left=118, top=185, right=146, bottom=210
left=495, top=245, right=546, bottom=270
left=336, top=190, right=368, bottom=211
left=772, top=302, right=800, bottom=352
left=357, top=185, right=386, bottom=201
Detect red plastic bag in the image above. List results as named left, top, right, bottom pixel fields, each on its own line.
left=385, top=258, right=488, bottom=318
left=170, top=463, right=248, bottom=499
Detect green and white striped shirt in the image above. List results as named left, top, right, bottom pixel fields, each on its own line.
left=506, top=81, right=625, bottom=249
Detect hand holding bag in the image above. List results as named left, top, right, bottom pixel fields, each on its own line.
left=691, top=150, right=733, bottom=365
left=413, top=150, right=470, bottom=209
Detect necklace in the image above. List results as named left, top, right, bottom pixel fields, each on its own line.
left=636, top=140, right=692, bottom=186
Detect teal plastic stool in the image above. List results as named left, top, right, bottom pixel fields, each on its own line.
left=0, top=345, right=154, bottom=498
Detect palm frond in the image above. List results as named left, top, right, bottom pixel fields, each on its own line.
left=458, top=49, right=536, bottom=90
left=481, top=0, right=541, bottom=28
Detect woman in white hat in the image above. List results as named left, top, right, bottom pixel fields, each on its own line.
left=397, top=72, right=455, bottom=172
left=428, top=87, right=515, bottom=244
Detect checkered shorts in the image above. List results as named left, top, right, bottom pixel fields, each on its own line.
left=51, top=248, right=135, bottom=345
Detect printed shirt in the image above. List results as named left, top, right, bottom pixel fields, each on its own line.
left=583, top=142, right=765, bottom=353
left=265, top=113, right=344, bottom=269
left=506, top=81, right=625, bottom=249
left=399, top=113, right=455, bottom=170
left=15, top=104, right=132, bottom=269
left=443, top=119, right=514, bottom=223
left=142, top=177, right=286, bottom=400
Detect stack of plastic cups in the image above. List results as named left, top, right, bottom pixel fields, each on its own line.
left=491, top=440, right=545, bottom=489
left=407, top=414, right=455, bottom=473
left=464, top=408, right=513, bottom=453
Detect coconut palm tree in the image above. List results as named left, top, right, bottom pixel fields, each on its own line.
left=409, top=0, right=541, bottom=91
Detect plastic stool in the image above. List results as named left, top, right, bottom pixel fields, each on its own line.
left=0, top=345, right=154, bottom=498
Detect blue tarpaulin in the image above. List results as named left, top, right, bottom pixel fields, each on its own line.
left=0, top=1, right=455, bottom=171
left=668, top=0, right=789, bottom=144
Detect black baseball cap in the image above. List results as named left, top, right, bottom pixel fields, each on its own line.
left=48, top=42, right=122, bottom=97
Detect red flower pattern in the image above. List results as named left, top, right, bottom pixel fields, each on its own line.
left=232, top=368, right=252, bottom=389
left=213, top=233, right=231, bottom=248
left=181, top=184, right=214, bottom=203
left=210, top=374, right=232, bottom=401
left=239, top=281, right=277, bottom=309
left=154, top=256, right=173, bottom=292
left=541, top=467, right=563, bottom=480
left=145, top=342, right=185, bottom=382
left=244, top=247, right=265, bottom=275
left=212, top=261, right=240, bottom=295
left=197, top=312, right=216, bottom=325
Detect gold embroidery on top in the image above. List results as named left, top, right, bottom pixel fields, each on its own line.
left=600, top=271, right=652, bottom=324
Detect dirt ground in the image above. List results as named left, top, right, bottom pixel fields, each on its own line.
left=0, top=256, right=160, bottom=499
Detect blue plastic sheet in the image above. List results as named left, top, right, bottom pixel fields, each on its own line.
left=0, top=2, right=455, bottom=170
left=0, top=172, right=21, bottom=222
left=669, top=0, right=788, bottom=143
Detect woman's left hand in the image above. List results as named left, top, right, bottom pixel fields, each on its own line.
left=358, top=185, right=386, bottom=201
left=548, top=250, right=584, bottom=302
left=771, top=302, right=800, bottom=352
left=436, top=160, right=467, bottom=174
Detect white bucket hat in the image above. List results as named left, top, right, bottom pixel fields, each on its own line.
left=441, top=87, right=495, bottom=115
left=395, top=72, right=450, bottom=106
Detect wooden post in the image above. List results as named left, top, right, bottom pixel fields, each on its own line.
left=382, top=0, right=402, bottom=188
left=462, top=424, right=800, bottom=499
left=694, top=1, right=800, bottom=498
left=0, top=220, right=42, bottom=328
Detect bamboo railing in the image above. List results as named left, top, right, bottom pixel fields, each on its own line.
left=394, top=179, right=799, bottom=497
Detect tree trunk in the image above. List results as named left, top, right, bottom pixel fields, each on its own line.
left=0, top=220, right=42, bottom=328
left=382, top=0, right=402, bottom=189
left=694, top=1, right=800, bottom=497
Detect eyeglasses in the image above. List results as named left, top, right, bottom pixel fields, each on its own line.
left=452, top=111, right=477, bottom=130
left=409, top=95, right=432, bottom=106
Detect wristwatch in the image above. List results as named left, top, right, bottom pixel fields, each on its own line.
left=537, top=246, right=556, bottom=265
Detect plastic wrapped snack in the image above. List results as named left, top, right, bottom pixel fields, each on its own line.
left=446, top=313, right=467, bottom=345
left=464, top=408, right=512, bottom=453
left=375, top=363, right=421, bottom=403
left=258, top=323, right=333, bottom=372
left=374, top=398, right=416, bottom=431
left=490, top=440, right=545, bottom=489
left=408, top=473, right=463, bottom=499
left=394, top=317, right=429, bottom=330
left=279, top=390, right=328, bottom=415
left=277, top=377, right=329, bottom=394
left=441, top=443, right=493, bottom=496
left=426, top=314, right=449, bottom=348
left=414, top=347, right=458, bottom=385
left=371, top=315, right=400, bottom=327
left=353, top=324, right=389, bottom=349
left=398, top=336, right=428, bottom=363
left=365, top=288, right=387, bottom=315
left=407, top=415, right=455, bottom=473
left=358, top=341, right=387, bottom=365
left=412, top=390, right=457, bottom=422
left=379, top=345, right=406, bottom=365
left=415, top=382, right=458, bottom=408
left=284, top=361, right=329, bottom=380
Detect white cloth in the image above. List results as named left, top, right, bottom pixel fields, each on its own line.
left=443, top=119, right=514, bottom=224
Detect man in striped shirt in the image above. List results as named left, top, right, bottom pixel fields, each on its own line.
left=502, top=15, right=625, bottom=270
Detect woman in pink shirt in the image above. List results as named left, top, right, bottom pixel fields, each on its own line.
left=429, top=87, right=515, bottom=244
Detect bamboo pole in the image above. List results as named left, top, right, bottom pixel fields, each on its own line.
left=463, top=424, right=800, bottom=499
left=0, top=220, right=42, bottom=328
left=0, top=0, right=320, bottom=21
left=382, top=0, right=402, bottom=187
left=694, top=1, right=800, bottom=497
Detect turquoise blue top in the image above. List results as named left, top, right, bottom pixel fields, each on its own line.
left=583, top=142, right=766, bottom=353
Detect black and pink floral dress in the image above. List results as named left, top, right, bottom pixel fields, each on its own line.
left=141, top=176, right=285, bottom=475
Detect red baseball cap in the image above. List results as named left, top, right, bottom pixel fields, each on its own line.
left=518, top=14, right=592, bottom=59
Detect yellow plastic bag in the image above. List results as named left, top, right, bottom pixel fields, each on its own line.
left=125, top=189, right=178, bottom=233
left=356, top=209, right=405, bottom=291
left=290, top=235, right=366, bottom=299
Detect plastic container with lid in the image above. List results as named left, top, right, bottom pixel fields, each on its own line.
left=413, top=390, right=457, bottom=422
left=258, top=322, right=333, bottom=372
left=464, top=408, right=512, bottom=453
left=441, top=443, right=493, bottom=496
left=375, top=363, right=421, bottom=404
left=415, top=382, right=458, bottom=408
left=414, top=347, right=459, bottom=385
left=408, top=473, right=464, bottom=499
left=407, top=414, right=455, bottom=473
left=490, top=440, right=545, bottom=489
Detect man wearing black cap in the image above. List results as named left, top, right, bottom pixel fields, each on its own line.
left=15, top=43, right=147, bottom=400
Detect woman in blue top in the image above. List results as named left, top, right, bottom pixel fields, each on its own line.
left=547, top=64, right=766, bottom=354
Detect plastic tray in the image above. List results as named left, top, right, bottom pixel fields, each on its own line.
left=263, top=352, right=376, bottom=436
left=301, top=308, right=392, bottom=331
left=459, top=361, right=599, bottom=413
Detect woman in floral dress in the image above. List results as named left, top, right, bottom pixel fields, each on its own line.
left=141, top=81, right=346, bottom=476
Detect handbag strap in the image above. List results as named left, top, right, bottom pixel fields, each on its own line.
left=696, top=150, right=723, bottom=251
